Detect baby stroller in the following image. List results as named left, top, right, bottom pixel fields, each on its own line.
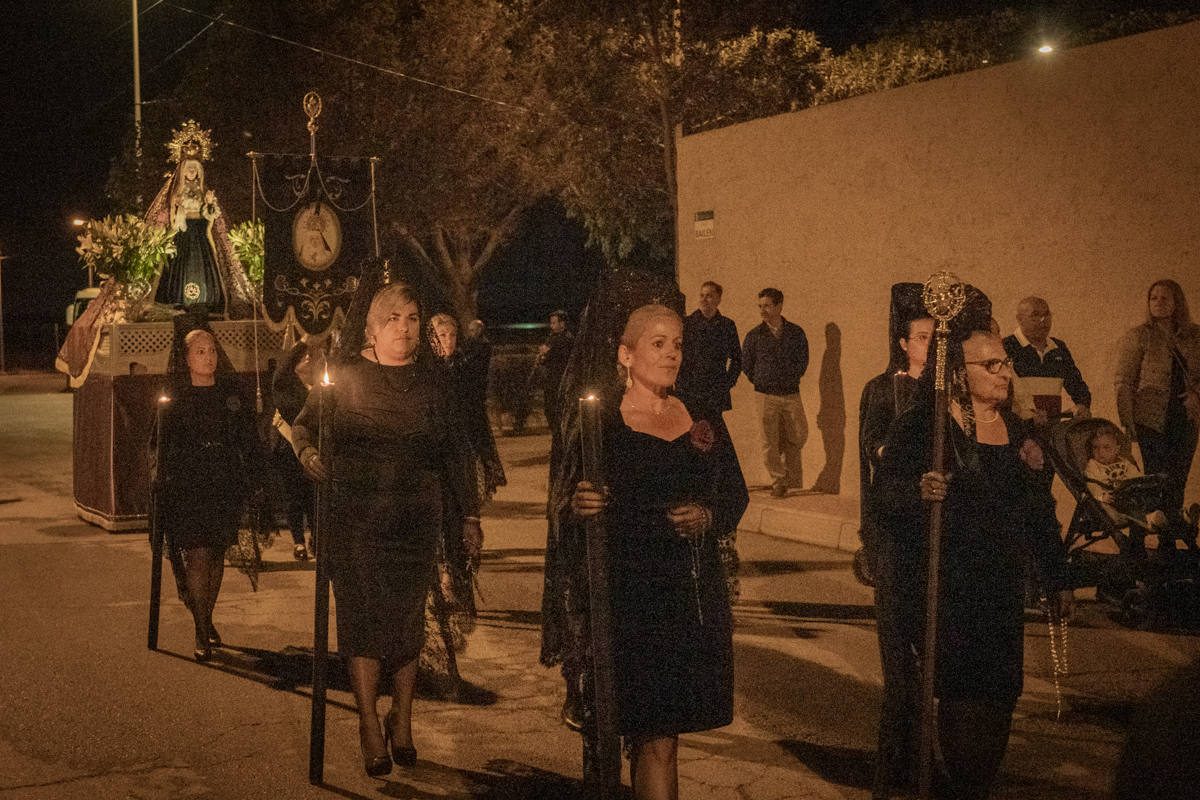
left=1045, top=417, right=1200, bottom=629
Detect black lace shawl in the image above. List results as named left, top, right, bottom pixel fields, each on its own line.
left=539, top=268, right=685, bottom=669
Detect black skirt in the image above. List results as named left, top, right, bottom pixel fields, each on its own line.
left=328, top=463, right=442, bottom=664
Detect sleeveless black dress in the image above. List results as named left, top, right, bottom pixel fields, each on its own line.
left=604, top=419, right=738, bottom=738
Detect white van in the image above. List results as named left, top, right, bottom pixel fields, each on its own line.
left=66, top=288, right=101, bottom=327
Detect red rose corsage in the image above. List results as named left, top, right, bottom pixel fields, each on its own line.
left=689, top=419, right=715, bottom=453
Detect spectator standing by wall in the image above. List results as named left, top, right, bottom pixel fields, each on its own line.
left=742, top=288, right=809, bottom=498
left=1115, top=279, right=1200, bottom=510
left=1002, top=296, right=1092, bottom=425
left=678, top=281, right=741, bottom=430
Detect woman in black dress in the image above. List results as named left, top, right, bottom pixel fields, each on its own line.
left=292, top=281, right=481, bottom=777
left=431, top=312, right=506, bottom=499
left=570, top=303, right=748, bottom=800
left=155, top=323, right=255, bottom=661
left=875, top=327, right=1073, bottom=799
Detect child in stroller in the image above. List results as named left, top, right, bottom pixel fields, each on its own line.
left=1047, top=417, right=1199, bottom=628
left=1085, top=424, right=1169, bottom=547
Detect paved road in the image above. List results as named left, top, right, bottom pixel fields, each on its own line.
left=1, top=389, right=1197, bottom=799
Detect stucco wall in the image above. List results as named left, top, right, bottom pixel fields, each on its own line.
left=677, top=21, right=1200, bottom=507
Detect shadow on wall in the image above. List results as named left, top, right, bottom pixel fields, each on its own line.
left=811, top=322, right=845, bottom=494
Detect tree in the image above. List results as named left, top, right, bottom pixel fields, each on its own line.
left=106, top=0, right=552, bottom=322
left=534, top=9, right=826, bottom=264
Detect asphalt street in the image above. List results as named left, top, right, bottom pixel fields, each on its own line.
left=1, top=384, right=1198, bottom=799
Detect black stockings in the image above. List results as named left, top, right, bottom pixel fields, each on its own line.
left=178, top=546, right=225, bottom=649
left=348, top=656, right=418, bottom=758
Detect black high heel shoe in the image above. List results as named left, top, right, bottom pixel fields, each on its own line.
left=385, top=710, right=418, bottom=767
left=359, top=721, right=392, bottom=778
left=194, top=624, right=213, bottom=662
left=207, top=623, right=222, bottom=648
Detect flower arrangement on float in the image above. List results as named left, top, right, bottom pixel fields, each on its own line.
left=227, top=220, right=264, bottom=290
left=75, top=214, right=177, bottom=321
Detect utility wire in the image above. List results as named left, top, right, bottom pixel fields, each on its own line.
left=145, top=13, right=221, bottom=79
left=104, top=0, right=166, bottom=39
left=81, top=14, right=220, bottom=120
left=161, top=1, right=533, bottom=113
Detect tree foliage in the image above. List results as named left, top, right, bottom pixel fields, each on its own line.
left=104, top=0, right=1200, bottom=306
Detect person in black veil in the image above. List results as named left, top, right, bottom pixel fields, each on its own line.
left=292, top=258, right=481, bottom=777
left=872, top=284, right=1074, bottom=799
left=859, top=283, right=933, bottom=797
left=430, top=312, right=507, bottom=499
left=152, top=312, right=257, bottom=661
left=541, top=270, right=748, bottom=800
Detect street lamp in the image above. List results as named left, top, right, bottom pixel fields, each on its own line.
left=70, top=218, right=93, bottom=287
left=1038, top=44, right=1054, bottom=54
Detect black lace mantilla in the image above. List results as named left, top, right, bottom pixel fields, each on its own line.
left=539, top=268, right=685, bottom=670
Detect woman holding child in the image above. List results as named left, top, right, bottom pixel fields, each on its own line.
left=1114, top=279, right=1200, bottom=510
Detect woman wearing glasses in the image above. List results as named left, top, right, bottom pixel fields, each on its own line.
left=873, top=310, right=1073, bottom=800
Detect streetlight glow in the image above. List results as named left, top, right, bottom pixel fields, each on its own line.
left=72, top=218, right=86, bottom=227
left=1038, top=44, right=1054, bottom=53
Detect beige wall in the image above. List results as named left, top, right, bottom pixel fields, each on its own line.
left=678, top=21, right=1200, bottom=505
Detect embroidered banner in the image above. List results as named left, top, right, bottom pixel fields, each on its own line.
left=254, top=154, right=377, bottom=335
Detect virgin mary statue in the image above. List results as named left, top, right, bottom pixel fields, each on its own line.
left=145, top=120, right=255, bottom=317
left=55, top=121, right=256, bottom=387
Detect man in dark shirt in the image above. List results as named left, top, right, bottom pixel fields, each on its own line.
left=538, top=310, right=573, bottom=434
left=742, top=288, right=809, bottom=498
left=678, top=281, right=742, bottom=426
left=462, top=319, right=493, bottom=414
left=1002, top=296, right=1092, bottom=424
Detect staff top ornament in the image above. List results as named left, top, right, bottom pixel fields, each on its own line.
left=921, top=270, right=966, bottom=329
left=304, top=91, right=322, bottom=135
left=166, top=119, right=215, bottom=164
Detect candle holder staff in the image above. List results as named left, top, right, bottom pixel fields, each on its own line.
left=872, top=277, right=1073, bottom=800
left=542, top=269, right=748, bottom=800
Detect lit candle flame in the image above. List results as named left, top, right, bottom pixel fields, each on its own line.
left=321, top=370, right=332, bottom=386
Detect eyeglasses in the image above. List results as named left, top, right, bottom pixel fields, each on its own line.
left=964, top=357, right=1014, bottom=374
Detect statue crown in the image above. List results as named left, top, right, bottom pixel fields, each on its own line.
left=167, top=120, right=215, bottom=164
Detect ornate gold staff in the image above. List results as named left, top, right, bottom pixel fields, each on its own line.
left=918, top=271, right=966, bottom=800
